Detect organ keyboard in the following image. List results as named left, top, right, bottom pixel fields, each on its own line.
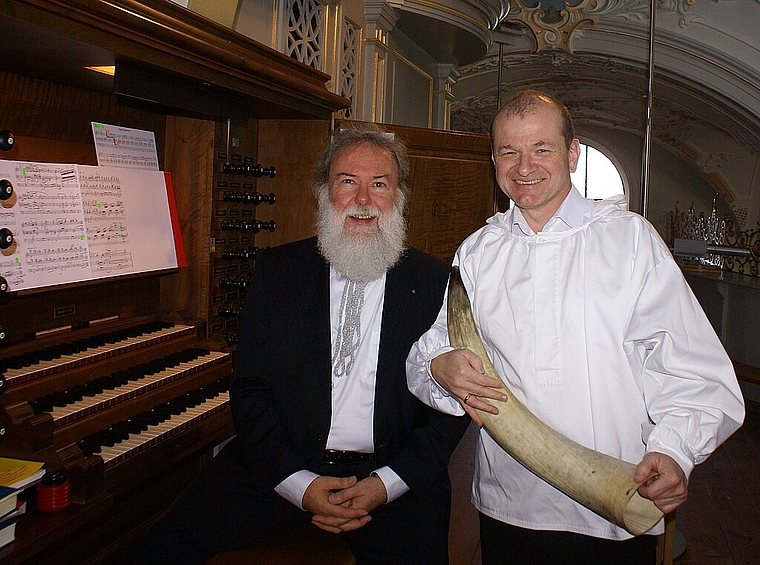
left=0, top=314, right=235, bottom=541
left=94, top=389, right=230, bottom=467
left=42, top=348, right=228, bottom=426
left=0, top=321, right=195, bottom=386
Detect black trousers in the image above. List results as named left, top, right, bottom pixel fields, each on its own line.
left=479, top=512, right=657, bottom=565
left=130, top=446, right=452, bottom=565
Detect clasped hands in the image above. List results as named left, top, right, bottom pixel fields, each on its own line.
left=303, top=474, right=387, bottom=533
left=430, top=348, right=689, bottom=514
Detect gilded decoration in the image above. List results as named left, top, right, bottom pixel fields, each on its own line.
left=670, top=197, right=760, bottom=278
left=508, top=0, right=698, bottom=53
left=724, top=220, right=760, bottom=278
left=510, top=0, right=596, bottom=53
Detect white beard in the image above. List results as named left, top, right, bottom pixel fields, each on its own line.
left=316, top=190, right=407, bottom=283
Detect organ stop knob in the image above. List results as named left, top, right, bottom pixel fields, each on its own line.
left=0, top=179, right=14, bottom=200
left=0, top=228, right=13, bottom=249
left=0, top=130, right=14, bottom=152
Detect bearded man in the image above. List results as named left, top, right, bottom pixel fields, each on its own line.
left=131, top=123, right=470, bottom=565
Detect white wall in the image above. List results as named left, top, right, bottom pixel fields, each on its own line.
left=233, top=0, right=277, bottom=48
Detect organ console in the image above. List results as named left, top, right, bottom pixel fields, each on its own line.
left=0, top=1, right=348, bottom=564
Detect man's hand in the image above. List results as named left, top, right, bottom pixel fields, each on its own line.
left=634, top=452, right=688, bottom=514
left=327, top=474, right=387, bottom=512
left=430, top=348, right=507, bottom=426
left=303, top=475, right=371, bottom=533
left=304, top=474, right=390, bottom=533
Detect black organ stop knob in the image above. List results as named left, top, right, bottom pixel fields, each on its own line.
left=222, top=246, right=264, bottom=260
left=221, top=162, right=277, bottom=178
left=221, top=162, right=242, bottom=174
left=222, top=191, right=276, bottom=205
left=250, top=220, right=276, bottom=233
left=250, top=192, right=275, bottom=205
left=0, top=131, right=14, bottom=152
left=254, top=165, right=276, bottom=178
left=0, top=228, right=12, bottom=249
left=220, top=220, right=276, bottom=233
left=0, top=180, right=12, bottom=200
left=219, top=275, right=251, bottom=289
left=217, top=303, right=243, bottom=317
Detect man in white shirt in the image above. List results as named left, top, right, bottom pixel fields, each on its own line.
left=132, top=123, right=469, bottom=565
left=406, top=90, right=745, bottom=565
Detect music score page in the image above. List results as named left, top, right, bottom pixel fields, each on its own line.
left=0, top=160, right=180, bottom=292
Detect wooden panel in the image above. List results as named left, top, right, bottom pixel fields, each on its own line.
left=0, top=280, right=160, bottom=344
left=160, top=116, right=217, bottom=327
left=255, top=119, right=332, bottom=247
left=0, top=0, right=348, bottom=119
left=253, top=119, right=494, bottom=262
left=371, top=123, right=495, bottom=264
left=406, top=157, right=494, bottom=264
left=733, top=360, right=760, bottom=385
left=0, top=72, right=166, bottom=152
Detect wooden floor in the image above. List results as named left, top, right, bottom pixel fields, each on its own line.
left=447, top=399, right=760, bottom=565
left=673, top=398, right=760, bottom=565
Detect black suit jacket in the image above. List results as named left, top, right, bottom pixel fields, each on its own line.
left=229, top=237, right=468, bottom=498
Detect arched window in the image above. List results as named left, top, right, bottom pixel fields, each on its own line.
left=571, top=143, right=624, bottom=200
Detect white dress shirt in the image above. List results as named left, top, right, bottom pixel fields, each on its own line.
left=406, top=188, right=745, bottom=540
left=276, top=268, right=408, bottom=509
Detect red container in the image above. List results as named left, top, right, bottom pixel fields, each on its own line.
left=36, top=472, right=71, bottom=513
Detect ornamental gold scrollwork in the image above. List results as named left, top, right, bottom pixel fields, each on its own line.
left=508, top=0, right=700, bottom=53
left=510, top=0, right=596, bottom=53
left=671, top=200, right=760, bottom=278
left=723, top=220, right=760, bottom=277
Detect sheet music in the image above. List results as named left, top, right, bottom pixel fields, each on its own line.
left=0, top=160, right=179, bottom=292
left=79, top=165, right=178, bottom=275
left=1, top=162, right=87, bottom=289
left=91, top=122, right=160, bottom=171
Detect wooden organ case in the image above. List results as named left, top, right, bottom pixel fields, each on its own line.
left=0, top=1, right=348, bottom=564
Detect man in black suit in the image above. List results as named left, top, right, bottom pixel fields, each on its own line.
left=132, top=123, right=469, bottom=564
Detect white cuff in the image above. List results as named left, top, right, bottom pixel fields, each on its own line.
left=371, top=466, right=408, bottom=503
left=274, top=470, right=319, bottom=510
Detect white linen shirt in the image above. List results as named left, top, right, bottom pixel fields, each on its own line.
left=406, top=189, right=745, bottom=540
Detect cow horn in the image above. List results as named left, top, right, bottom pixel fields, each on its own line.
left=447, top=266, right=662, bottom=535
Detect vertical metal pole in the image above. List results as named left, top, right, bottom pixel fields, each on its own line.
left=640, top=0, right=656, bottom=218
left=496, top=42, right=504, bottom=111
left=494, top=42, right=505, bottom=214
left=225, top=118, right=232, bottom=164
left=584, top=145, right=589, bottom=198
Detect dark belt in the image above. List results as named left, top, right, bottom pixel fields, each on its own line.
left=322, top=449, right=374, bottom=465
